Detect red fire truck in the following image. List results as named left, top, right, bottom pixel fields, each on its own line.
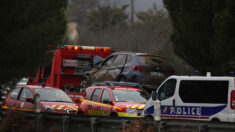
left=28, top=45, right=114, bottom=100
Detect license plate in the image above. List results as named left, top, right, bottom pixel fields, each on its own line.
left=150, top=72, right=164, bottom=76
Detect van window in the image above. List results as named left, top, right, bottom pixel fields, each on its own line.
left=158, top=79, right=176, bottom=101
left=179, top=80, right=228, bottom=103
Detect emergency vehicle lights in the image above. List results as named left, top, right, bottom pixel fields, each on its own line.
left=231, top=90, right=235, bottom=109
left=63, top=45, right=112, bottom=52
left=74, top=46, right=79, bottom=50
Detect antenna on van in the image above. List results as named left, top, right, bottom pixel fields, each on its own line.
left=206, top=72, right=211, bottom=77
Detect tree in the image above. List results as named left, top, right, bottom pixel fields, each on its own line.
left=164, top=0, right=235, bottom=75
left=86, top=5, right=129, bottom=31
left=0, top=0, right=67, bottom=85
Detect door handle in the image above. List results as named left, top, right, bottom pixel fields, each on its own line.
left=173, top=99, right=175, bottom=107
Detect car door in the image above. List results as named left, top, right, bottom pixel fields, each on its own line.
left=5, top=87, right=22, bottom=109
left=106, top=54, right=127, bottom=81
left=100, top=89, right=112, bottom=116
left=157, top=79, right=177, bottom=119
left=18, top=88, right=34, bottom=111
left=88, top=88, right=102, bottom=116
left=93, top=55, right=115, bottom=81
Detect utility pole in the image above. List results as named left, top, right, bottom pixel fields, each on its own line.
left=130, top=0, right=135, bottom=26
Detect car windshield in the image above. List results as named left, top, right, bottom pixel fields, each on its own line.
left=34, top=88, right=73, bottom=102
left=137, top=55, right=165, bottom=65
left=113, top=90, right=149, bottom=102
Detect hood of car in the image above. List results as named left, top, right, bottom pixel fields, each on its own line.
left=114, top=102, right=146, bottom=110
left=40, top=101, right=78, bottom=112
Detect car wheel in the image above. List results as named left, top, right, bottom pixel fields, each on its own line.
left=144, top=115, right=154, bottom=121
left=77, top=111, right=84, bottom=116
left=110, top=112, right=118, bottom=118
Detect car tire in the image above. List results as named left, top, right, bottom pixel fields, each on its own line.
left=110, top=112, right=118, bottom=118
left=77, top=111, right=84, bottom=117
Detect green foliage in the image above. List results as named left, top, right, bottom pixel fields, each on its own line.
left=135, top=4, right=170, bottom=31
left=164, top=0, right=235, bottom=75
left=87, top=5, right=129, bottom=31
left=0, top=0, right=67, bottom=84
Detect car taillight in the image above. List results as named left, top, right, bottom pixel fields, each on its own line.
left=132, top=66, right=146, bottom=72
left=231, top=90, right=235, bottom=109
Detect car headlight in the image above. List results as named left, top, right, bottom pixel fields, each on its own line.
left=43, top=105, right=54, bottom=112
left=126, top=108, right=138, bottom=115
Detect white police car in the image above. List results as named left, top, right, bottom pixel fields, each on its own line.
left=142, top=74, right=235, bottom=122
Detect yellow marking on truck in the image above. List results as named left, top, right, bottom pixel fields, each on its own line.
left=138, top=105, right=145, bottom=109
left=131, top=105, right=138, bottom=109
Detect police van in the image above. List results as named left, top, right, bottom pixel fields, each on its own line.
left=142, top=74, right=235, bottom=122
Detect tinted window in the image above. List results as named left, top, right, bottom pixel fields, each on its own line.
left=102, top=56, right=115, bottom=67
left=19, top=88, right=33, bottom=102
left=101, top=89, right=111, bottom=103
left=113, top=90, right=149, bottom=102
left=112, top=55, right=126, bottom=66
left=137, top=55, right=165, bottom=65
left=85, top=88, right=93, bottom=99
left=179, top=80, right=228, bottom=103
left=10, top=88, right=21, bottom=100
left=158, top=79, right=176, bottom=101
left=91, top=88, right=102, bottom=102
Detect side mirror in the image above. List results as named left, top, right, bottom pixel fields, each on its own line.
left=103, top=99, right=112, bottom=104
left=26, top=97, right=33, bottom=103
left=152, top=91, right=158, bottom=101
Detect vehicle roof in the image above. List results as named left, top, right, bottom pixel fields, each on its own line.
left=112, top=51, right=165, bottom=58
left=16, top=85, right=60, bottom=90
left=169, top=75, right=235, bottom=81
left=89, top=85, right=143, bottom=91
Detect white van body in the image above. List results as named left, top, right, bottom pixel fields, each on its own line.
left=142, top=75, right=235, bottom=122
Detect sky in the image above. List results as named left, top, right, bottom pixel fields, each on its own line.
left=134, top=0, right=164, bottom=11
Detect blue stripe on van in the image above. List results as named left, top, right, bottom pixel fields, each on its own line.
left=145, top=105, right=227, bottom=117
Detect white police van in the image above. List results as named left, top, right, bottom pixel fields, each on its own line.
left=142, top=75, right=235, bottom=122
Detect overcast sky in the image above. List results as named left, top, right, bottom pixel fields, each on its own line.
left=134, top=0, right=164, bottom=11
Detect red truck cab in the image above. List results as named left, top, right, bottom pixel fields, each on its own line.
left=28, top=45, right=114, bottom=100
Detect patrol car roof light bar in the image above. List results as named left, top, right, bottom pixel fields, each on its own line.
left=93, top=82, right=114, bottom=89
left=103, top=81, right=144, bottom=90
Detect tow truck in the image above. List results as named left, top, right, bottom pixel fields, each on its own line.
left=27, top=45, right=114, bottom=100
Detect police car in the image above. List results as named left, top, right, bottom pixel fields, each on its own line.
left=1, top=85, right=78, bottom=115
left=142, top=75, right=235, bottom=122
left=78, top=81, right=150, bottom=117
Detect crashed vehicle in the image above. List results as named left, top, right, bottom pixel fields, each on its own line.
left=88, top=52, right=175, bottom=93
left=1, top=85, right=78, bottom=115
left=27, top=45, right=114, bottom=100
left=77, top=81, right=150, bottom=117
